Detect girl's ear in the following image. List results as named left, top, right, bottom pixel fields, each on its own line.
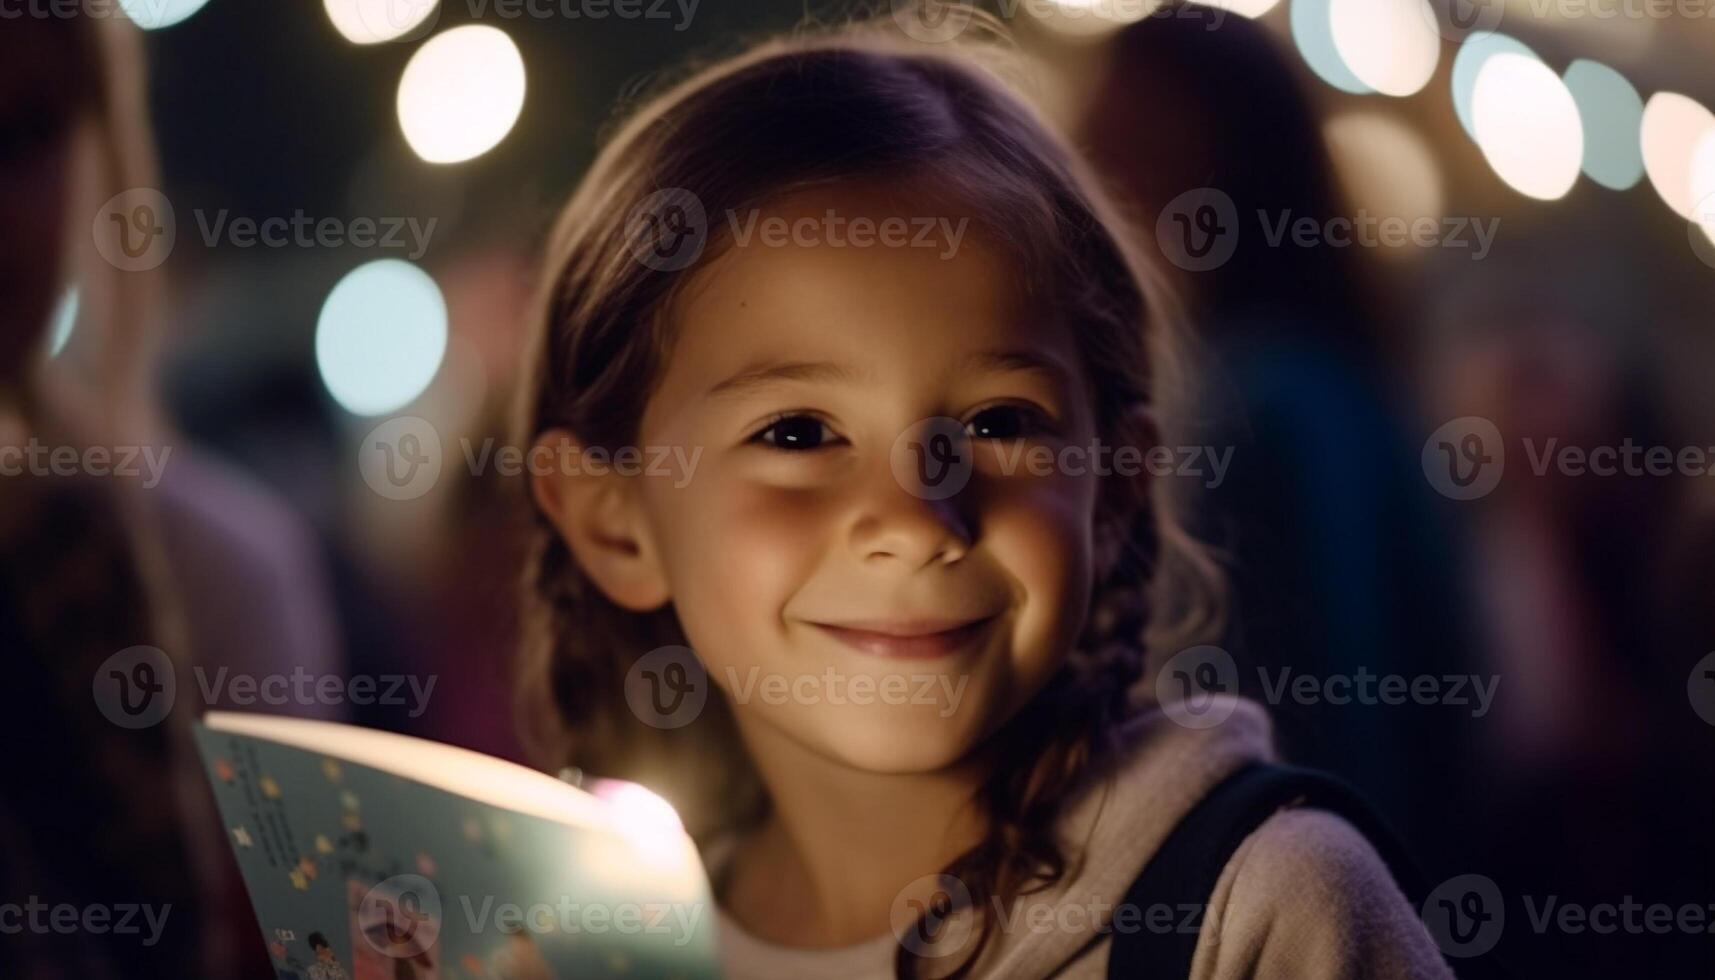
left=530, top=428, right=672, bottom=612
left=1095, top=402, right=1160, bottom=578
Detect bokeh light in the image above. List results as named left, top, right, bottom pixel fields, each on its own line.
left=118, top=0, right=214, bottom=29
left=1691, top=131, right=1715, bottom=251
left=315, top=260, right=447, bottom=416
left=1329, top=0, right=1439, bottom=97
left=1640, top=92, right=1715, bottom=220
left=1030, top=0, right=1164, bottom=38
left=397, top=26, right=527, bottom=165
left=1451, top=33, right=1537, bottom=140
left=324, top=0, right=440, bottom=44
left=1562, top=60, right=1645, bottom=192
left=1291, top=0, right=1373, bottom=95
left=47, top=286, right=78, bottom=359
left=1199, top=0, right=1283, bottom=16
left=1472, top=53, right=1584, bottom=201
left=1324, top=111, right=1444, bottom=257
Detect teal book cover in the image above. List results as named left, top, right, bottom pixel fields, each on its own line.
left=193, top=712, right=723, bottom=980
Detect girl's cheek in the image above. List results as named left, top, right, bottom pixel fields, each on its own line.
left=651, top=471, right=839, bottom=642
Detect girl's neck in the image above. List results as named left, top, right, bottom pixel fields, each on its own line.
left=720, top=718, right=992, bottom=949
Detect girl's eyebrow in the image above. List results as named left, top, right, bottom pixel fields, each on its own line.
left=704, top=349, right=1072, bottom=403
left=963, top=348, right=1075, bottom=392
left=704, top=360, right=864, bottom=401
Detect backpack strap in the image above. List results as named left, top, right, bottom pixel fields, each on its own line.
left=1106, top=762, right=1469, bottom=979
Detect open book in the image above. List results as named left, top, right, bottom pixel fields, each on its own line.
left=194, top=713, right=722, bottom=980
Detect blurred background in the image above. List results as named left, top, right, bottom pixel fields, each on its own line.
left=6, top=0, right=1715, bottom=976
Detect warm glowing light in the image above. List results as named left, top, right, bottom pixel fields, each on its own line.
left=594, top=781, right=688, bottom=868
left=1640, top=92, right=1715, bottom=220
left=1562, top=60, right=1645, bottom=192
left=1693, top=131, right=1715, bottom=248
left=1472, top=53, right=1584, bottom=201
left=1200, top=0, right=1282, bottom=16
left=397, top=26, right=526, bottom=165
left=316, top=260, right=447, bottom=416
left=1323, top=111, right=1444, bottom=256
left=118, top=0, right=213, bottom=29
left=324, top=0, right=439, bottom=44
left=47, top=286, right=78, bottom=358
left=1029, top=0, right=1164, bottom=38
left=1451, top=33, right=1537, bottom=140
left=1292, top=0, right=1372, bottom=94
left=1329, top=0, right=1439, bottom=97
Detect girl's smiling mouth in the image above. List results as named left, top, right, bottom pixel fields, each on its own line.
left=807, top=614, right=999, bottom=660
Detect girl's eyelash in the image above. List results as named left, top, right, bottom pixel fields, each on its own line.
left=745, top=403, right=1058, bottom=451
left=746, top=411, right=843, bottom=450
left=965, top=402, right=1058, bottom=440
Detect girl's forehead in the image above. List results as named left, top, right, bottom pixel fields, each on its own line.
left=660, top=207, right=1070, bottom=382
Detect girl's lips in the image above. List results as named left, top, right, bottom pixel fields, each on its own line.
left=809, top=616, right=997, bottom=660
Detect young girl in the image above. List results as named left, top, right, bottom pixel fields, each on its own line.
left=513, top=17, right=1454, bottom=980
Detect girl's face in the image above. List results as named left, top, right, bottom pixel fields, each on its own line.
left=623, top=185, right=1111, bottom=773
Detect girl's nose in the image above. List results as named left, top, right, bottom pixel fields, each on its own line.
left=845, top=464, right=974, bottom=569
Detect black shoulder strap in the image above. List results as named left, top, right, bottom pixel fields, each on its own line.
left=1105, top=762, right=1493, bottom=979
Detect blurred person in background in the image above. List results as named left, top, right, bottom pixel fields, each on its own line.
left=1422, top=200, right=1715, bottom=975
left=1078, top=4, right=1481, bottom=877
left=0, top=11, right=340, bottom=977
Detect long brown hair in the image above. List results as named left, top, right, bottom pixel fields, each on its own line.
left=513, top=15, right=1222, bottom=977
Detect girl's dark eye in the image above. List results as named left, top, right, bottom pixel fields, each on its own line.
left=966, top=404, right=1047, bottom=441
left=751, top=414, right=837, bottom=451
